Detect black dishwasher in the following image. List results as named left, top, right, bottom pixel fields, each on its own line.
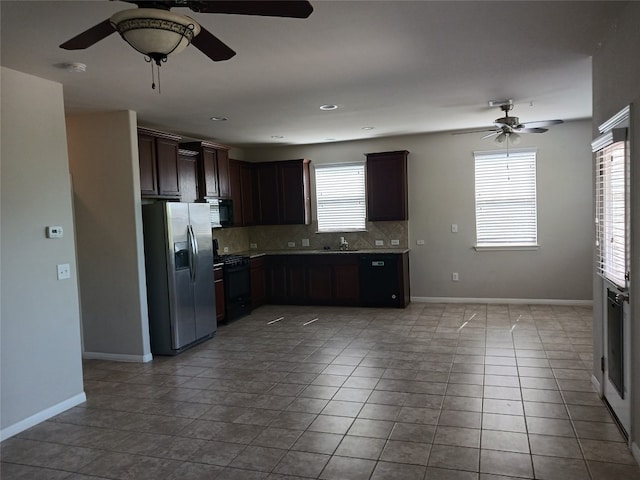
left=359, top=254, right=403, bottom=307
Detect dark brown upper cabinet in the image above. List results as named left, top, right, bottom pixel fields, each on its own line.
left=177, top=149, right=198, bottom=203
left=254, top=159, right=311, bottom=226
left=181, top=141, right=231, bottom=201
left=138, top=128, right=181, bottom=199
left=366, top=150, right=409, bottom=221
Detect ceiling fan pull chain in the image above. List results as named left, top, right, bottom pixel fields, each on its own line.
left=145, top=57, right=161, bottom=94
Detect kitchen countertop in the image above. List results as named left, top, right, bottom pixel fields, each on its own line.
left=241, top=248, right=410, bottom=258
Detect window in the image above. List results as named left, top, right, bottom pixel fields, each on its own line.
left=315, top=163, right=366, bottom=232
left=474, top=149, right=538, bottom=248
left=593, top=127, right=628, bottom=289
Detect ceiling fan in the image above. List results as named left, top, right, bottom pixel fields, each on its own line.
left=464, top=100, right=564, bottom=145
left=59, top=1, right=313, bottom=65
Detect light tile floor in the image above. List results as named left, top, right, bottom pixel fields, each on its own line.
left=3, top=303, right=640, bottom=479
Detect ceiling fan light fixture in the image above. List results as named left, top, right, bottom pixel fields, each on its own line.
left=495, top=132, right=507, bottom=144
left=510, top=132, right=522, bottom=145
left=110, top=8, right=201, bottom=65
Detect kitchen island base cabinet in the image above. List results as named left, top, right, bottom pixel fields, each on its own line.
left=266, top=254, right=378, bottom=307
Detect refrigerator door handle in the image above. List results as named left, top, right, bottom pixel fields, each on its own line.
left=187, top=225, right=198, bottom=283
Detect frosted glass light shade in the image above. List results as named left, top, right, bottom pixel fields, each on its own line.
left=110, top=8, right=200, bottom=62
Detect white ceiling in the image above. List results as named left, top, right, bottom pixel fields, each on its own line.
left=0, top=1, right=625, bottom=147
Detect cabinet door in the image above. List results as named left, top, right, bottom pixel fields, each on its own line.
left=307, top=263, right=333, bottom=303
left=366, top=151, right=408, bottom=221
left=214, top=267, right=225, bottom=323
left=229, top=159, right=243, bottom=225
left=156, top=137, right=181, bottom=197
left=266, top=257, right=288, bottom=302
left=287, top=261, right=307, bottom=303
left=334, top=263, right=360, bottom=305
left=250, top=257, right=266, bottom=308
left=217, top=149, right=231, bottom=198
left=278, top=160, right=311, bottom=224
left=201, top=147, right=219, bottom=198
left=239, top=162, right=256, bottom=226
left=138, top=133, right=158, bottom=195
left=178, top=153, right=198, bottom=203
left=255, top=163, right=279, bottom=225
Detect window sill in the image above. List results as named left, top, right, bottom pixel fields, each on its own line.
left=474, top=245, right=539, bottom=252
left=316, top=229, right=368, bottom=234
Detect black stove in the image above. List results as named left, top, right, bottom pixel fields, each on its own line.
left=214, top=254, right=251, bottom=322
left=216, top=254, right=250, bottom=267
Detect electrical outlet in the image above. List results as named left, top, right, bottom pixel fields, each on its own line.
left=302, top=238, right=310, bottom=247
left=288, top=241, right=296, bottom=247
left=391, top=239, right=400, bottom=246
left=375, top=240, right=384, bottom=246
left=416, top=239, right=425, bottom=245
left=223, top=247, right=229, bottom=253
left=250, top=243, right=258, bottom=249
left=57, top=263, right=70, bottom=280
left=452, top=272, right=459, bottom=282
left=451, top=224, right=458, bottom=233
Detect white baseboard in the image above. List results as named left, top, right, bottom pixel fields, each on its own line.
left=631, top=442, right=640, bottom=466
left=0, top=392, right=86, bottom=441
left=411, top=296, right=593, bottom=306
left=83, top=351, right=153, bottom=363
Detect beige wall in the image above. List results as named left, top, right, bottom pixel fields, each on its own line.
left=591, top=0, right=640, bottom=453
left=0, top=67, right=85, bottom=439
left=66, top=111, right=151, bottom=362
left=244, top=119, right=593, bottom=302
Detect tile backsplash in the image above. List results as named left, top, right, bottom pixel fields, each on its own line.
left=212, top=221, right=408, bottom=254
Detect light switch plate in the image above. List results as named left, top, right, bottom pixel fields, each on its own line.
left=288, top=241, right=296, bottom=247
left=250, top=243, right=258, bottom=249
left=302, top=238, right=310, bottom=247
left=391, top=239, right=400, bottom=246
left=46, top=226, right=63, bottom=238
left=375, top=240, right=384, bottom=246
left=451, top=224, right=458, bottom=233
left=417, top=239, right=425, bottom=245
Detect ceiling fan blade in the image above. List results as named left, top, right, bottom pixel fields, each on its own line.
left=59, top=19, right=116, bottom=50
left=481, top=131, right=499, bottom=140
left=516, top=127, right=548, bottom=134
left=190, top=1, right=313, bottom=18
left=452, top=128, right=497, bottom=136
left=191, top=26, right=237, bottom=61
left=520, top=119, right=564, bottom=128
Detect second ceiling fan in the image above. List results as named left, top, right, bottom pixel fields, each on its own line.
left=469, top=100, right=564, bottom=145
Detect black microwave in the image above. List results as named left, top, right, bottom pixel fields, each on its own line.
left=208, top=198, right=233, bottom=228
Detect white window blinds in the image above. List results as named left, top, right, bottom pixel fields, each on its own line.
left=315, top=163, right=366, bottom=232
left=474, top=149, right=538, bottom=247
left=594, top=137, right=628, bottom=288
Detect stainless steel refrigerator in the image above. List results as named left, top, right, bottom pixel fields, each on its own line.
left=142, top=202, right=216, bottom=355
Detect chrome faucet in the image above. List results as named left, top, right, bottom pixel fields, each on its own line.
left=339, top=236, right=349, bottom=251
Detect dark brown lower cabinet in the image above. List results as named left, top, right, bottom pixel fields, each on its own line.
left=250, top=256, right=266, bottom=308
left=266, top=254, right=362, bottom=306
left=214, top=266, right=225, bottom=324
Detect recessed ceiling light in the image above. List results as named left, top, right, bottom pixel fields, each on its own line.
left=319, top=104, right=339, bottom=111
left=210, top=116, right=228, bottom=121
left=361, top=126, right=375, bottom=130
